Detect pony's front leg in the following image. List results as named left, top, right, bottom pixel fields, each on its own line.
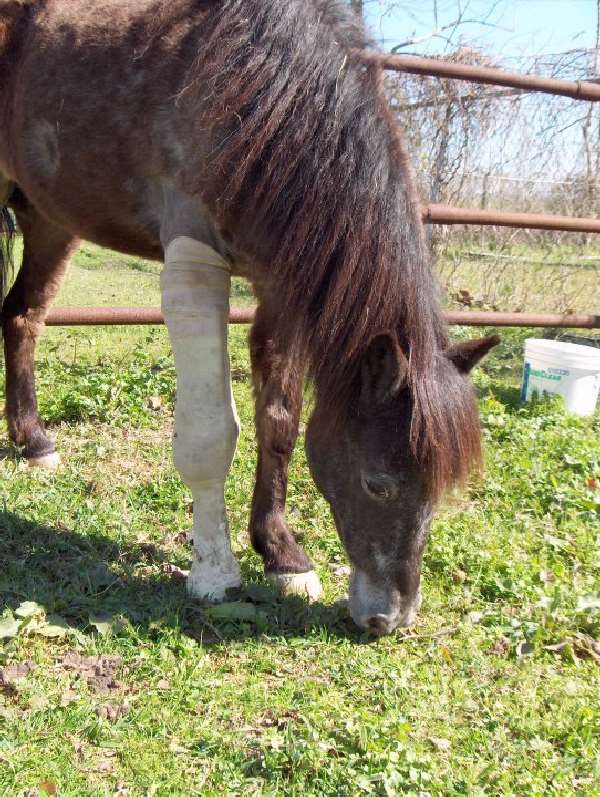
left=249, top=304, right=322, bottom=601
left=161, top=237, right=241, bottom=600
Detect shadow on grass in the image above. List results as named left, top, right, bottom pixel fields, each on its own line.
left=0, top=510, right=368, bottom=646
left=0, top=447, right=20, bottom=463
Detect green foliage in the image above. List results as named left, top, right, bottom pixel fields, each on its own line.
left=37, top=343, right=175, bottom=426
left=0, top=246, right=598, bottom=796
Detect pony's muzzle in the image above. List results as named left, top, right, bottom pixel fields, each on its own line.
left=348, top=568, right=422, bottom=636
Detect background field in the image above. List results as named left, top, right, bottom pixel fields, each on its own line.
left=0, top=245, right=599, bottom=796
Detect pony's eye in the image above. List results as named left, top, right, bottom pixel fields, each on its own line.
left=361, top=474, right=397, bottom=502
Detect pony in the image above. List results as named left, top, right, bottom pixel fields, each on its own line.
left=0, top=0, right=498, bottom=635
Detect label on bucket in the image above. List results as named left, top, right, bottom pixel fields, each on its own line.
left=522, top=361, right=569, bottom=402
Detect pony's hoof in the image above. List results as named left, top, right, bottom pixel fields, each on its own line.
left=27, top=451, right=61, bottom=470
left=269, top=570, right=323, bottom=602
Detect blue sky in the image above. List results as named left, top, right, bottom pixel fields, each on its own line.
left=363, top=0, right=598, bottom=60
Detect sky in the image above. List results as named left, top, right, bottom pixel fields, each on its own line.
left=363, top=0, right=599, bottom=61
left=360, top=1, right=599, bottom=181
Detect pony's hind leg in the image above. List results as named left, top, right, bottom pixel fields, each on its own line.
left=249, top=304, right=322, bottom=601
left=2, top=190, right=79, bottom=467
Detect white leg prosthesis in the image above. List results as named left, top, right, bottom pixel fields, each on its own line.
left=161, top=236, right=241, bottom=600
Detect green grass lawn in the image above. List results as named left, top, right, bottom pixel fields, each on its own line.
left=0, top=245, right=598, bottom=796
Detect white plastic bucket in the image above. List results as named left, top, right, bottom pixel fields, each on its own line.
left=521, top=338, right=600, bottom=416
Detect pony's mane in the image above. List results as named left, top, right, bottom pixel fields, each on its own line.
left=185, top=0, right=481, bottom=496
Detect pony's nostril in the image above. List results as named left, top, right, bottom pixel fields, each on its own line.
left=366, top=614, right=391, bottom=636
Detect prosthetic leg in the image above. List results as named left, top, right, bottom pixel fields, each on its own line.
left=161, top=237, right=241, bottom=600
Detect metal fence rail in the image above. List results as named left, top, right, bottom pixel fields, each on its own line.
left=45, top=307, right=600, bottom=329
left=423, top=205, right=600, bottom=234
left=358, top=50, right=600, bottom=101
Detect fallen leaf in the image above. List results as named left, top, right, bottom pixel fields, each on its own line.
left=81, top=751, right=116, bottom=775
left=206, top=602, right=268, bottom=624
left=577, top=595, right=600, bottom=612
left=545, top=634, right=600, bottom=665
left=15, top=601, right=44, bottom=619
left=96, top=703, right=129, bottom=722
left=157, top=679, right=170, bottom=690
left=28, top=694, right=50, bottom=712
left=60, top=690, right=79, bottom=707
left=161, top=563, right=189, bottom=582
left=452, top=569, right=467, bottom=584
left=89, top=616, right=113, bottom=636
left=439, top=645, right=453, bottom=662
left=0, top=615, right=20, bottom=640
left=487, top=638, right=510, bottom=657
left=168, top=737, right=188, bottom=754
left=328, top=564, right=351, bottom=577
left=35, top=616, right=71, bottom=638
left=544, top=534, right=569, bottom=550
left=96, top=757, right=115, bottom=773
left=39, top=782, right=57, bottom=796
left=67, top=733, right=85, bottom=757
left=236, top=725, right=264, bottom=736
left=89, top=614, right=129, bottom=637
left=467, top=611, right=483, bottom=624
left=429, top=737, right=451, bottom=751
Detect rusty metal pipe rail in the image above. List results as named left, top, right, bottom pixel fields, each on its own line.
left=45, top=306, right=600, bottom=329
left=358, top=51, right=600, bottom=102
left=424, top=204, right=600, bottom=234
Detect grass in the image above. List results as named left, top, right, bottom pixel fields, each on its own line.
left=0, top=244, right=598, bottom=796
left=437, top=241, right=600, bottom=313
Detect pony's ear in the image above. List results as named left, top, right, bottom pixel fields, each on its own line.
left=360, top=333, right=409, bottom=409
left=446, top=335, right=500, bottom=374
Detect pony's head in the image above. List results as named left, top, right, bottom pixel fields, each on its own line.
left=306, top=332, right=499, bottom=635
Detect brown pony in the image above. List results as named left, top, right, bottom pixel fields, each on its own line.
left=0, top=0, right=497, bottom=635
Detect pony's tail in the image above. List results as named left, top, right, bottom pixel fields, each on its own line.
left=0, top=204, right=16, bottom=313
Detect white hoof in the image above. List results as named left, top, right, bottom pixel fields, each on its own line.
left=269, top=571, right=323, bottom=602
left=27, top=451, right=61, bottom=470
left=186, top=557, right=241, bottom=602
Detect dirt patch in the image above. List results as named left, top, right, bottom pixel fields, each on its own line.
left=59, top=651, right=124, bottom=694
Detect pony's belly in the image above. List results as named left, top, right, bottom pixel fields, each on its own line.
left=20, top=182, right=163, bottom=260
